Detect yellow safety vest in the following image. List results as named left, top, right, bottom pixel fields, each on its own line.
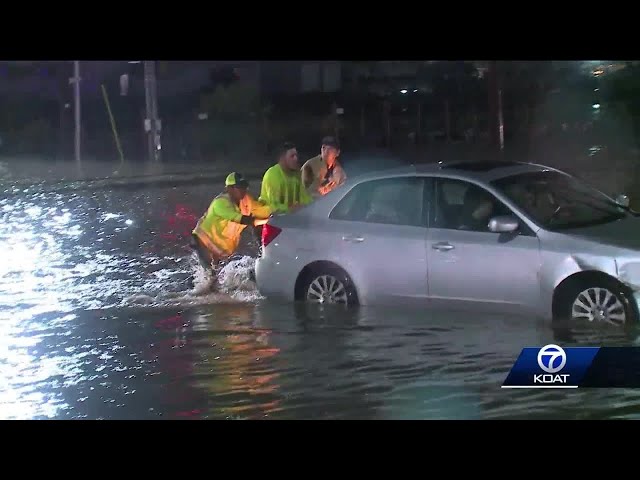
left=193, top=192, right=270, bottom=257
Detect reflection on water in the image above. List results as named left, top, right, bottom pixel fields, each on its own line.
left=2, top=178, right=640, bottom=419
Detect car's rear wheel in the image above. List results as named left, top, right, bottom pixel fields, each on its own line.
left=558, top=278, right=637, bottom=327
left=301, top=266, right=358, bottom=306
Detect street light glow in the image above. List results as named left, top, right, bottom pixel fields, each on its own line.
left=400, top=89, right=408, bottom=94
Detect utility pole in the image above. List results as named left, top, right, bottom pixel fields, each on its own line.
left=143, top=61, right=161, bottom=163
left=487, top=60, right=504, bottom=152
left=71, top=61, right=82, bottom=167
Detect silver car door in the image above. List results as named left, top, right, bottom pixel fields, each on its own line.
left=426, top=177, right=542, bottom=315
left=324, top=176, right=431, bottom=306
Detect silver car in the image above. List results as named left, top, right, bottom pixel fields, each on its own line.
left=255, top=161, right=640, bottom=326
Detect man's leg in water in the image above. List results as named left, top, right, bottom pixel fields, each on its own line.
left=191, top=234, right=215, bottom=271
left=190, top=234, right=236, bottom=291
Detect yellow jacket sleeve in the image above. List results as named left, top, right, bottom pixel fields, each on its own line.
left=259, top=168, right=289, bottom=214
left=211, top=196, right=242, bottom=223
left=247, top=194, right=272, bottom=219
left=299, top=185, right=313, bottom=206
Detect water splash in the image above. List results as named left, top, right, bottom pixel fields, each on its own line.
left=191, top=260, right=217, bottom=296
left=122, top=254, right=263, bottom=308
left=218, top=256, right=263, bottom=300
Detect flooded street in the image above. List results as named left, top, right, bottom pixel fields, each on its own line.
left=2, top=173, right=640, bottom=420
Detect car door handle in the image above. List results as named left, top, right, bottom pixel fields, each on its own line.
left=432, top=242, right=454, bottom=251
left=342, top=235, right=365, bottom=243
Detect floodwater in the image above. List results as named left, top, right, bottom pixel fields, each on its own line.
left=2, top=169, right=640, bottom=420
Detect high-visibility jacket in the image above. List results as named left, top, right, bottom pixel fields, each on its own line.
left=259, top=163, right=313, bottom=214
left=192, top=192, right=271, bottom=257
left=301, top=154, right=347, bottom=197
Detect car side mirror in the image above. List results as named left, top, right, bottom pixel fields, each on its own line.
left=488, top=215, right=519, bottom=233
left=616, top=194, right=630, bottom=208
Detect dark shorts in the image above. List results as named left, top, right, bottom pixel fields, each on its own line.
left=190, top=234, right=220, bottom=271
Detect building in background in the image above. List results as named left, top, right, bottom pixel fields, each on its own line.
left=259, top=61, right=342, bottom=95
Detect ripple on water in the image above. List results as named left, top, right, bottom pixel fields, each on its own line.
left=1, top=188, right=263, bottom=313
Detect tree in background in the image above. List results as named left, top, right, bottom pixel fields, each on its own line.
left=416, top=61, right=484, bottom=142
left=605, top=63, right=640, bottom=141
left=197, top=82, right=271, bottom=160
left=0, top=62, right=57, bottom=157
left=342, top=61, right=377, bottom=140
left=500, top=61, right=557, bottom=140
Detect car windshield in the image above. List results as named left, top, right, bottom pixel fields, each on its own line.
left=491, top=170, right=628, bottom=230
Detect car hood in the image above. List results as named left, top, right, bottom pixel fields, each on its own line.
left=564, top=215, right=640, bottom=251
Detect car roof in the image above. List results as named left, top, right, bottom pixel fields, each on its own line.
left=297, top=160, right=562, bottom=221
left=346, top=160, right=557, bottom=185
left=430, top=160, right=556, bottom=181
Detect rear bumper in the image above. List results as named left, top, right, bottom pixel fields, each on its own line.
left=255, top=256, right=297, bottom=302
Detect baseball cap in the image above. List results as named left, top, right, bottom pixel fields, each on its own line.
left=321, top=136, right=340, bottom=149
left=225, top=172, right=249, bottom=188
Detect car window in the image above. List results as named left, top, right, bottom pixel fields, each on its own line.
left=441, top=181, right=467, bottom=206
left=491, top=171, right=628, bottom=230
left=330, top=177, right=425, bottom=227
left=433, top=178, right=515, bottom=232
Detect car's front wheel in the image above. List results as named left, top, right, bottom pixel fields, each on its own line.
left=301, top=265, right=358, bottom=306
left=559, top=278, right=637, bottom=327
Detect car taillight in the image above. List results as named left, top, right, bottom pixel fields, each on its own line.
left=261, top=224, right=282, bottom=247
